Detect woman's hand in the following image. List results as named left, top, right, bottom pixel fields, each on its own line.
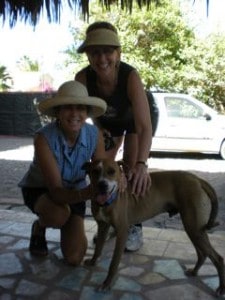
left=128, top=163, right=151, bottom=196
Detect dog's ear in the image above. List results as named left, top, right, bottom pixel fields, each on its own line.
left=82, top=162, right=92, bottom=173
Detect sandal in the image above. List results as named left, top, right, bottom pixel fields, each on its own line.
left=29, top=220, right=48, bottom=256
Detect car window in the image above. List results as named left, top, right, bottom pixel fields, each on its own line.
left=165, top=97, right=204, bottom=119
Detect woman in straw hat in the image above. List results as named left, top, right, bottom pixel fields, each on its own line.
left=19, top=80, right=107, bottom=264
left=75, top=21, right=152, bottom=252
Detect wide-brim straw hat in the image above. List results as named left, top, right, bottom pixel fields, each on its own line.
left=38, top=81, right=107, bottom=118
left=77, top=28, right=121, bottom=53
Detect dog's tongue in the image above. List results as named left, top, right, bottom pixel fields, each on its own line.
left=96, top=194, right=108, bottom=205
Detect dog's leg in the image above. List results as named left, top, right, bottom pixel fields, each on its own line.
left=186, top=229, right=225, bottom=296
left=185, top=245, right=206, bottom=276
left=98, top=226, right=128, bottom=291
left=85, top=221, right=110, bottom=266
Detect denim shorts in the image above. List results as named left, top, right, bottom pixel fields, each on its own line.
left=21, top=187, right=86, bottom=218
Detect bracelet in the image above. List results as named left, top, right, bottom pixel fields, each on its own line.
left=136, top=161, right=148, bottom=168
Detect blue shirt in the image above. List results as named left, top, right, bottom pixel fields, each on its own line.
left=19, top=121, right=98, bottom=189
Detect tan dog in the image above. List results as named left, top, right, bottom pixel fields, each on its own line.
left=83, top=159, right=225, bottom=296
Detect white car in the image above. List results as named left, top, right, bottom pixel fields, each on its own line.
left=151, top=92, right=225, bottom=159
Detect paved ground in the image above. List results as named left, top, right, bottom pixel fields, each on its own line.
left=0, top=136, right=225, bottom=299
left=1, top=209, right=225, bottom=300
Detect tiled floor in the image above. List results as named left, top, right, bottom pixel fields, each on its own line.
left=0, top=208, right=225, bottom=300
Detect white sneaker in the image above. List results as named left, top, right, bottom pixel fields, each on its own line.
left=125, top=225, right=143, bottom=252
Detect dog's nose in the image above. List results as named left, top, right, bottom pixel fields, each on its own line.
left=97, top=180, right=108, bottom=193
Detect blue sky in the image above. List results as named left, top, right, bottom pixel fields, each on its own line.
left=0, top=0, right=225, bottom=76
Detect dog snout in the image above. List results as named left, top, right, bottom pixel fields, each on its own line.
left=97, top=180, right=108, bottom=194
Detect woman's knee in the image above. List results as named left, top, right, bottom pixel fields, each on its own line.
left=34, top=194, right=71, bottom=227
left=45, top=205, right=71, bottom=228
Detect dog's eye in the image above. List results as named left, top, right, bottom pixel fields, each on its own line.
left=107, top=167, right=115, bottom=176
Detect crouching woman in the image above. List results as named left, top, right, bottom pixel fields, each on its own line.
left=19, top=81, right=106, bottom=265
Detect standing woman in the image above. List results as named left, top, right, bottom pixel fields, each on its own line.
left=75, top=21, right=152, bottom=251
left=19, top=81, right=106, bottom=265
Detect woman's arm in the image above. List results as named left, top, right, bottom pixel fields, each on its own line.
left=127, top=70, right=152, bottom=162
left=126, top=70, right=152, bottom=195
left=34, top=133, right=91, bottom=205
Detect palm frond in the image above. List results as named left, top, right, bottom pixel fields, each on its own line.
left=0, top=0, right=209, bottom=28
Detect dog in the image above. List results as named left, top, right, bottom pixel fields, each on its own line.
left=83, top=159, right=225, bottom=296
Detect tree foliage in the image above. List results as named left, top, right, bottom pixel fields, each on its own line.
left=16, top=55, right=40, bottom=72
left=0, top=65, right=13, bottom=91
left=193, top=35, right=225, bottom=112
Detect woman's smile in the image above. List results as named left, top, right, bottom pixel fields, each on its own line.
left=57, top=105, right=88, bottom=134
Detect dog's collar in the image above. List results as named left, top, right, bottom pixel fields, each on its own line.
left=100, top=191, right=118, bottom=207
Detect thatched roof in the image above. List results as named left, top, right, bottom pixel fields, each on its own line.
left=0, top=0, right=209, bottom=28
left=0, top=0, right=155, bottom=27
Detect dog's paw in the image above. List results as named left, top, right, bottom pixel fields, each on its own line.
left=184, top=268, right=197, bottom=277
left=96, top=281, right=111, bottom=292
left=84, top=258, right=96, bottom=266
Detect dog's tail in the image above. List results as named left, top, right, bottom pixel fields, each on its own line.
left=200, top=178, right=219, bottom=230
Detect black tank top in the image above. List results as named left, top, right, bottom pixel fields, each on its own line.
left=85, top=61, right=136, bottom=134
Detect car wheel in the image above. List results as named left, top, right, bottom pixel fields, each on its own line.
left=220, top=140, right=225, bottom=160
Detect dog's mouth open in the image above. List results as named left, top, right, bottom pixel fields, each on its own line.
left=95, top=193, right=109, bottom=205
left=95, top=185, right=117, bottom=206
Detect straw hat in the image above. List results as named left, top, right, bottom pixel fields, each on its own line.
left=38, top=81, right=107, bottom=118
left=77, top=28, right=121, bottom=53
